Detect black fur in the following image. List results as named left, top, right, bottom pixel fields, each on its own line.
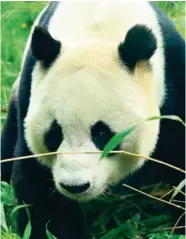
left=91, top=121, right=120, bottom=154
left=1, top=96, right=17, bottom=182
left=1, top=2, right=185, bottom=239
left=118, top=24, right=157, bottom=71
left=44, top=120, right=63, bottom=152
left=31, top=27, right=61, bottom=68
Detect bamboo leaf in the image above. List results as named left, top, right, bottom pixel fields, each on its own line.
left=101, top=115, right=185, bottom=159
left=46, top=223, right=57, bottom=239
left=22, top=204, right=32, bottom=239
left=1, top=203, right=8, bottom=231
left=171, top=179, right=186, bottom=200
left=22, top=221, right=32, bottom=239
left=11, top=204, right=31, bottom=217
left=101, top=124, right=137, bottom=159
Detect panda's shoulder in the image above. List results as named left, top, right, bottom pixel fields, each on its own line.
left=150, top=2, right=184, bottom=47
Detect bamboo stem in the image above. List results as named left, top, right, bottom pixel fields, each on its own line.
left=1, top=150, right=185, bottom=174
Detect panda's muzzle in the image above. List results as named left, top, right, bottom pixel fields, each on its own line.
left=60, top=182, right=90, bottom=194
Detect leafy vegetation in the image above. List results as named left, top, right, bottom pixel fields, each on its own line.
left=1, top=2, right=185, bottom=239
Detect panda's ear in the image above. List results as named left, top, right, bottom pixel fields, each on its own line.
left=118, top=25, right=157, bottom=72
left=31, top=26, right=61, bottom=68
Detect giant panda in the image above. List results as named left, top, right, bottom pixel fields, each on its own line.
left=1, top=1, right=185, bottom=239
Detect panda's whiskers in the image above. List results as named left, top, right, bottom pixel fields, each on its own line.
left=48, top=186, right=58, bottom=195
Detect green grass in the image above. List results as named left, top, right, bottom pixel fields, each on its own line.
left=1, top=180, right=185, bottom=239
left=1, top=1, right=47, bottom=124
left=1, top=2, right=185, bottom=239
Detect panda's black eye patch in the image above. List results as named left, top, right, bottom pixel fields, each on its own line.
left=91, top=121, right=119, bottom=155
left=44, top=120, right=63, bottom=152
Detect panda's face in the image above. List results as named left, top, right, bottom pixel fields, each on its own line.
left=25, top=29, right=160, bottom=201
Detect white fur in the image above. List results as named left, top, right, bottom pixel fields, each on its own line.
left=24, top=1, right=165, bottom=201
left=48, top=1, right=165, bottom=106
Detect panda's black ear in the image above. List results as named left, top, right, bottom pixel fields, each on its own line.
left=31, top=26, right=61, bottom=68
left=118, top=25, right=157, bottom=72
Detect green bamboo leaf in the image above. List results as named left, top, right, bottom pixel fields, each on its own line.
left=100, top=124, right=138, bottom=159
left=22, top=221, right=32, bottom=239
left=11, top=204, right=31, bottom=217
left=22, top=204, right=32, bottom=239
left=100, top=221, right=136, bottom=239
left=143, top=215, right=170, bottom=229
left=100, top=224, right=124, bottom=239
left=147, top=115, right=186, bottom=127
left=171, top=179, right=186, bottom=200
left=1, top=203, right=8, bottom=231
left=113, top=214, right=121, bottom=226
left=46, top=223, right=58, bottom=239
left=1, top=181, right=15, bottom=206
left=101, top=115, right=185, bottom=159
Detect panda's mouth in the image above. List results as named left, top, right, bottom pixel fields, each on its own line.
left=56, top=182, right=107, bottom=202
left=59, top=182, right=91, bottom=194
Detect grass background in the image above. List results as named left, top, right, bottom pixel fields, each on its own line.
left=1, top=2, right=185, bottom=239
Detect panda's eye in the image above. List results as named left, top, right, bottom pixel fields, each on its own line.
left=44, top=120, right=63, bottom=152
left=91, top=121, right=116, bottom=151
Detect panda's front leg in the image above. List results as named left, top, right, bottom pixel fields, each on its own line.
left=12, top=138, right=86, bottom=239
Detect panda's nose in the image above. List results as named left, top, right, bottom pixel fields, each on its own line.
left=60, top=182, right=90, bottom=194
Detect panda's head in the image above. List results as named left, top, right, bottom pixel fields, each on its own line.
left=25, top=25, right=160, bottom=201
